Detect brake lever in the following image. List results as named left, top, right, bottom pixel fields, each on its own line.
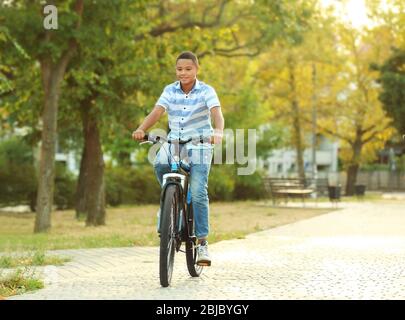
left=140, top=141, right=153, bottom=145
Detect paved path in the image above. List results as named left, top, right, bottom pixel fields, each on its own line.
left=7, top=201, right=405, bottom=300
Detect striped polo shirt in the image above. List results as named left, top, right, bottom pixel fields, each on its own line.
left=156, top=79, right=221, bottom=149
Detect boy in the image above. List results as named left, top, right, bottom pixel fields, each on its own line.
left=132, top=51, right=224, bottom=266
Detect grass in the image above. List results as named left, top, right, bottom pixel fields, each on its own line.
left=0, top=268, right=44, bottom=298
left=0, top=201, right=337, bottom=252
left=0, top=251, right=71, bottom=269
left=0, top=250, right=70, bottom=299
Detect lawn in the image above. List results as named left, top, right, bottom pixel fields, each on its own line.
left=0, top=251, right=70, bottom=268
left=0, top=269, right=44, bottom=297
left=0, top=201, right=336, bottom=253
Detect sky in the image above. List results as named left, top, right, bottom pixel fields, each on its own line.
left=320, top=0, right=376, bottom=29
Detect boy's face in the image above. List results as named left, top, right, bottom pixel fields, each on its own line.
left=176, top=59, right=198, bottom=87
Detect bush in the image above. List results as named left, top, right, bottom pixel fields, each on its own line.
left=0, top=137, right=36, bottom=206
left=54, top=163, right=76, bottom=210
left=361, top=163, right=390, bottom=171
left=234, top=170, right=266, bottom=200
left=105, top=164, right=160, bottom=206
left=208, top=165, right=235, bottom=201
left=396, top=155, right=405, bottom=172
left=0, top=137, right=76, bottom=210
left=128, top=165, right=161, bottom=204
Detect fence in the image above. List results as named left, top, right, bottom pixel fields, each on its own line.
left=269, top=170, right=405, bottom=191
left=329, top=171, right=405, bottom=191
left=352, top=170, right=405, bottom=191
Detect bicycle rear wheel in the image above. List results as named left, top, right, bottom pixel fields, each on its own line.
left=159, top=184, right=178, bottom=287
left=185, top=203, right=203, bottom=277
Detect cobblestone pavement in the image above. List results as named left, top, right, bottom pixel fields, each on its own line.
left=7, top=201, right=405, bottom=300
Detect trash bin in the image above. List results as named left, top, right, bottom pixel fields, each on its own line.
left=328, top=185, right=341, bottom=201
left=355, top=184, right=366, bottom=197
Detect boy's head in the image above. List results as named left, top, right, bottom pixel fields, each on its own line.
left=176, top=51, right=199, bottom=68
left=176, top=51, right=199, bottom=87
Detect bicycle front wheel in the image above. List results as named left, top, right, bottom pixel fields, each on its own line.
left=185, top=203, right=203, bottom=277
left=159, top=184, right=178, bottom=287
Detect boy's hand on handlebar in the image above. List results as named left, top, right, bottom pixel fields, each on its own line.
left=211, top=130, right=223, bottom=145
left=132, top=129, right=146, bottom=141
left=211, top=135, right=222, bottom=145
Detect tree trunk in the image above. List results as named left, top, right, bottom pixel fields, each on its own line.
left=288, top=56, right=305, bottom=181
left=345, top=133, right=363, bottom=196
left=292, top=106, right=305, bottom=181
left=34, top=69, right=60, bottom=233
left=75, top=141, right=88, bottom=219
left=311, top=63, right=318, bottom=180
left=346, top=163, right=359, bottom=196
left=75, top=97, right=93, bottom=220
left=80, top=105, right=106, bottom=227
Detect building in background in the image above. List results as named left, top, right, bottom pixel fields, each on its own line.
left=259, top=134, right=339, bottom=179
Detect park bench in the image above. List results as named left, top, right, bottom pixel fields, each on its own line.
left=263, top=177, right=315, bottom=206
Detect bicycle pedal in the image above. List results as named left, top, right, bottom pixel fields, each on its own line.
left=197, top=261, right=211, bottom=267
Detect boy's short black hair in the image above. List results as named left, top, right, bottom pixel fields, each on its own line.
left=176, top=51, right=199, bottom=67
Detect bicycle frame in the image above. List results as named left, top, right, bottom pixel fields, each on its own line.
left=160, top=144, right=192, bottom=241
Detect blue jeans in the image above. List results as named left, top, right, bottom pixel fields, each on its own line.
left=154, top=143, right=213, bottom=239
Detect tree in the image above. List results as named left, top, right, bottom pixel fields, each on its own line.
left=254, top=2, right=397, bottom=196
left=0, top=26, right=14, bottom=98
left=63, top=1, right=151, bottom=225
left=316, top=24, right=395, bottom=195
left=369, top=0, right=405, bottom=138
left=1, top=0, right=84, bottom=232
left=254, top=2, right=336, bottom=181
left=374, top=48, right=405, bottom=136
left=0, top=23, right=32, bottom=134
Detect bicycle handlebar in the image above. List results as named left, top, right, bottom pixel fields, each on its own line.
left=141, top=134, right=211, bottom=145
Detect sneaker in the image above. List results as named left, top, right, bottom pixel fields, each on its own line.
left=196, top=240, right=211, bottom=266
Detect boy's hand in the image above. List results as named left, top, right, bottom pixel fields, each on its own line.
left=132, top=129, right=146, bottom=141
left=211, top=130, right=223, bottom=145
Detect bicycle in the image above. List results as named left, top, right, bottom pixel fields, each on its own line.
left=140, top=133, right=211, bottom=287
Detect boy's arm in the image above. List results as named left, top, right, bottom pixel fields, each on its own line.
left=210, top=107, right=224, bottom=144
left=132, top=106, right=166, bottom=141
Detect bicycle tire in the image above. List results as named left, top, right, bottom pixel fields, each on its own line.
left=185, top=203, right=203, bottom=277
left=159, top=184, right=178, bottom=287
